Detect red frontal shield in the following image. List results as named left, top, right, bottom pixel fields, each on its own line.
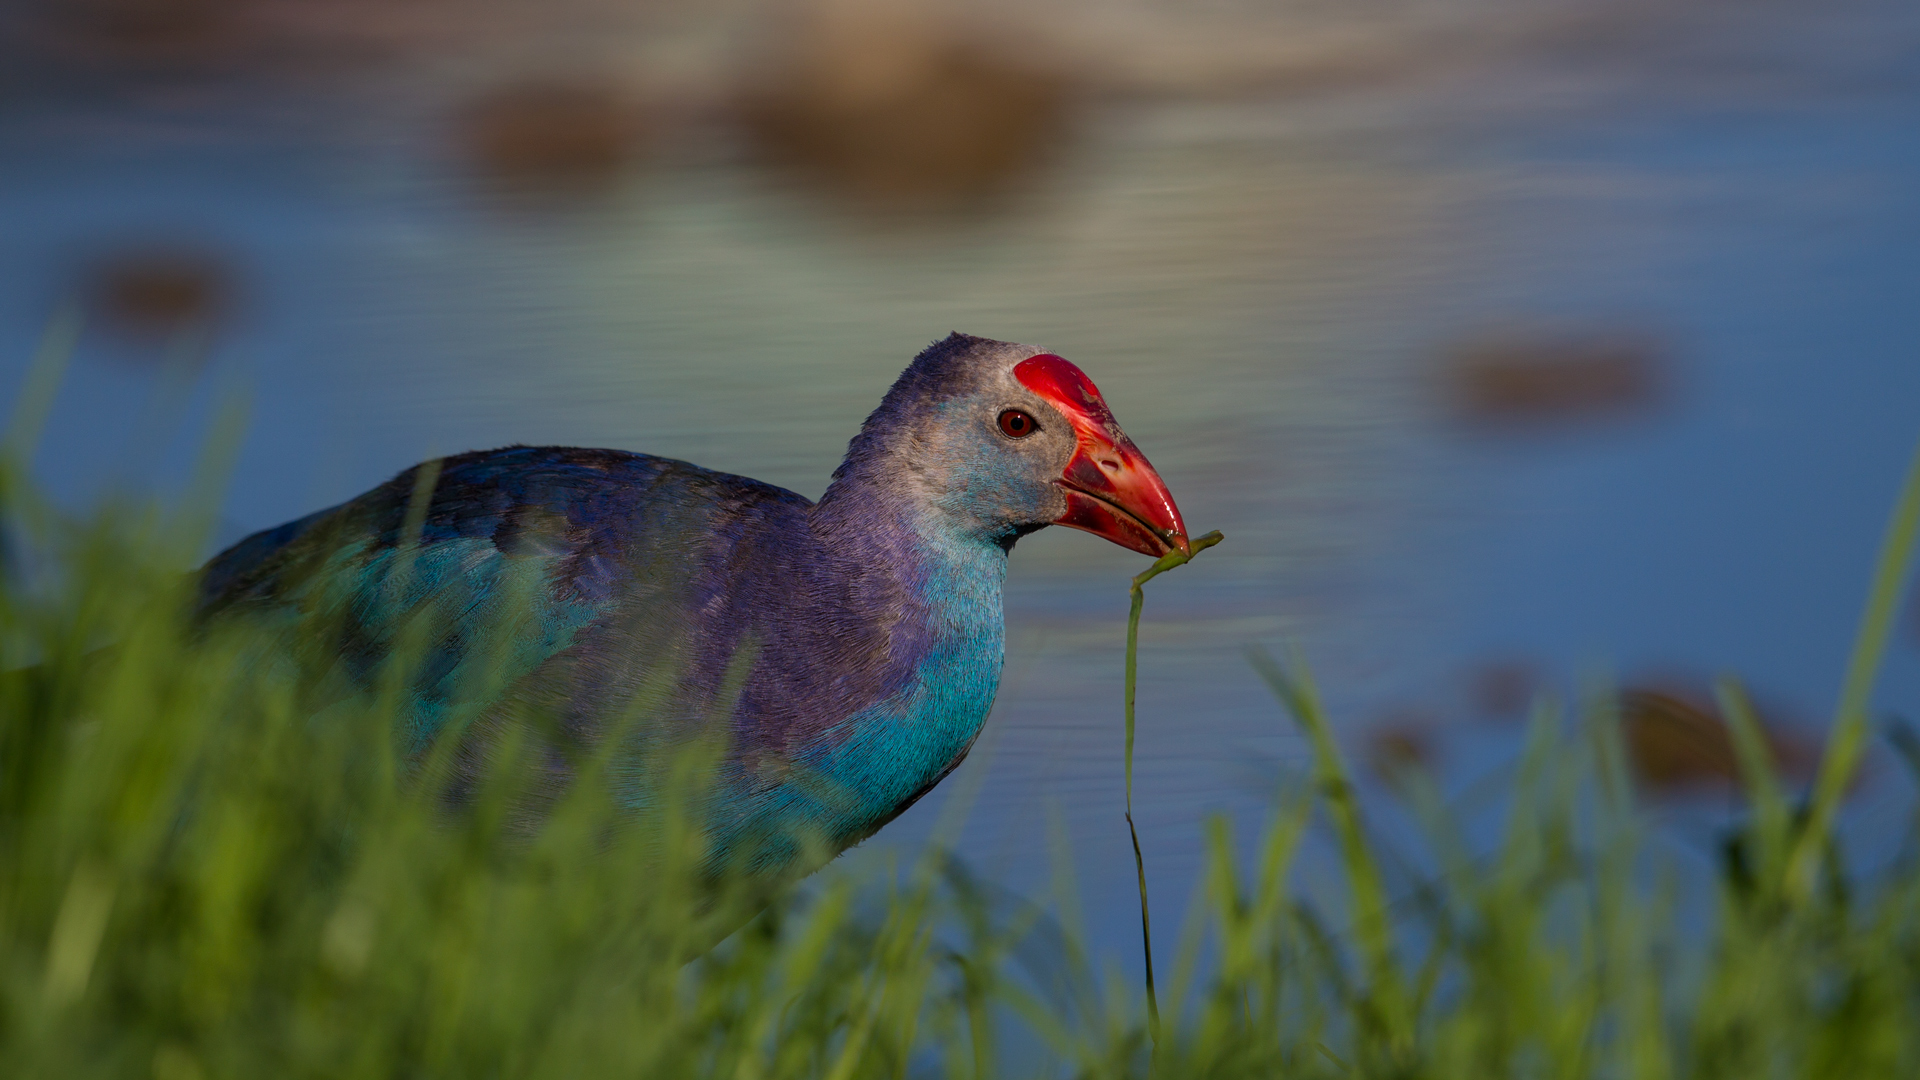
left=1013, top=353, right=1189, bottom=557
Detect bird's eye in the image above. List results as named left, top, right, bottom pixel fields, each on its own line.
left=998, top=410, right=1037, bottom=438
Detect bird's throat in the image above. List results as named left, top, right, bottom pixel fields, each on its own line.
left=774, top=484, right=1010, bottom=850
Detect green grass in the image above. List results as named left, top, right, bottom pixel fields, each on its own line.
left=2, top=425, right=1918, bottom=1077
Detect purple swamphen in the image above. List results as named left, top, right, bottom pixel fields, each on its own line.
left=198, top=334, right=1190, bottom=875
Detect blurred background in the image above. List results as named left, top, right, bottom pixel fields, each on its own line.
left=3, top=0, right=1919, bottom=958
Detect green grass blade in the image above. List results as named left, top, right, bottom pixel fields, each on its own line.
left=1716, top=677, right=1791, bottom=890
left=1248, top=644, right=1410, bottom=1056
left=1787, top=434, right=1920, bottom=902
left=4, top=304, right=81, bottom=465
left=1121, top=530, right=1222, bottom=1052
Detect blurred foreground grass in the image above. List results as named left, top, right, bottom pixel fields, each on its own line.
left=1, top=440, right=1918, bottom=1078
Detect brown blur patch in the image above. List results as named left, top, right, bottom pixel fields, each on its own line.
left=1366, top=710, right=1440, bottom=785
left=62, top=0, right=235, bottom=43
left=1468, top=658, right=1542, bottom=722
left=1447, top=331, right=1667, bottom=427
left=459, top=79, right=649, bottom=190
left=1619, top=683, right=1819, bottom=795
left=737, top=11, right=1071, bottom=205
left=24, top=0, right=253, bottom=71
left=18, top=0, right=498, bottom=83
left=86, top=247, right=235, bottom=341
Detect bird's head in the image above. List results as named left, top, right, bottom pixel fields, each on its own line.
left=831, top=333, right=1189, bottom=557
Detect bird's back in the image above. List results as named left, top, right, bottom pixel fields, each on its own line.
left=197, top=444, right=986, bottom=872
left=201, top=446, right=814, bottom=771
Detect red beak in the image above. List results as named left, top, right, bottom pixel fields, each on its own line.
left=1014, top=354, right=1190, bottom=558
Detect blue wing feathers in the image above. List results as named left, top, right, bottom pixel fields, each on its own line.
left=197, top=446, right=811, bottom=750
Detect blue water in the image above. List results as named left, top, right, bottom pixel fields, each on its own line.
left=5, top=0, right=1919, bottom=967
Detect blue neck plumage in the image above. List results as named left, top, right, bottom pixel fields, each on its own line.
left=798, top=467, right=1011, bottom=847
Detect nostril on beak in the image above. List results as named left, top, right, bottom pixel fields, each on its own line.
left=1099, top=458, right=1122, bottom=474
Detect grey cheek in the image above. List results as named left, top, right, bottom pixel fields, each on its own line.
left=1050, top=430, right=1077, bottom=470
left=1040, top=484, right=1068, bottom=522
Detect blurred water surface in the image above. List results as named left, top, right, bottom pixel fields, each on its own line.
left=4, top=0, right=1920, bottom=960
